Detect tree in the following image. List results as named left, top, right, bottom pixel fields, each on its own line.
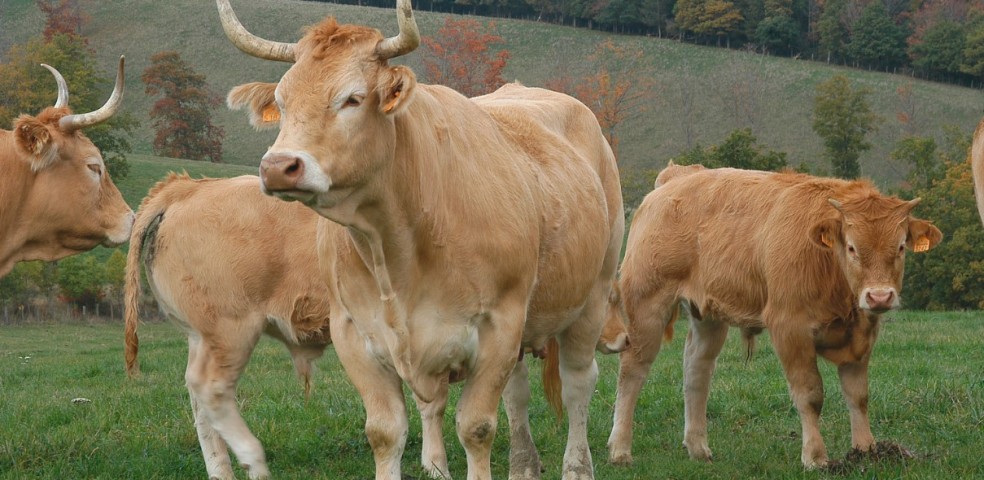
left=755, top=14, right=801, bottom=55
left=143, top=51, right=225, bottom=162
left=892, top=136, right=943, bottom=192
left=847, top=2, right=908, bottom=69
left=910, top=21, right=966, bottom=78
left=961, top=16, right=984, bottom=78
left=545, top=39, right=656, bottom=159
left=673, top=128, right=788, bottom=170
left=817, top=0, right=849, bottom=62
left=903, top=142, right=984, bottom=310
left=56, top=253, right=105, bottom=309
left=811, top=75, right=879, bottom=179
left=0, top=33, right=135, bottom=178
left=37, top=0, right=90, bottom=41
left=421, top=17, right=510, bottom=97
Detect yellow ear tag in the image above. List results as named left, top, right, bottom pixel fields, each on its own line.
left=261, top=104, right=280, bottom=122
left=820, top=233, right=833, bottom=248
left=914, top=236, right=930, bottom=253
left=383, top=90, right=401, bottom=113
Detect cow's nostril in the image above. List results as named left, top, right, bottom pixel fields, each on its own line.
left=285, top=159, right=300, bottom=175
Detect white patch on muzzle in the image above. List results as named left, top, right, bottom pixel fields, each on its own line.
left=858, top=286, right=900, bottom=312
left=103, top=210, right=135, bottom=247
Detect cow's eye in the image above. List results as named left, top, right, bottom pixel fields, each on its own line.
left=847, top=244, right=856, bottom=255
left=898, top=244, right=906, bottom=254
left=87, top=163, right=102, bottom=176
left=344, top=96, right=362, bottom=108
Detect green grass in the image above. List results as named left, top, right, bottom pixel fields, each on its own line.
left=0, top=311, right=981, bottom=479
left=3, top=0, right=983, bottom=189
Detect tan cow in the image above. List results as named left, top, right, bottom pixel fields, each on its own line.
left=124, top=173, right=332, bottom=479
left=972, top=117, right=984, bottom=225
left=123, top=173, right=630, bottom=479
left=607, top=166, right=942, bottom=468
left=0, top=57, right=133, bottom=277
left=217, top=0, right=624, bottom=479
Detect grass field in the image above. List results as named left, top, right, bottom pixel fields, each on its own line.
left=0, top=311, right=981, bottom=479
left=2, top=0, right=983, bottom=189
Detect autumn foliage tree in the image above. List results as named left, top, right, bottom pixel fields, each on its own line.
left=143, top=51, right=224, bottom=162
left=421, top=17, right=510, bottom=97
left=36, top=0, right=90, bottom=41
left=545, top=39, right=656, bottom=158
left=0, top=32, right=135, bottom=178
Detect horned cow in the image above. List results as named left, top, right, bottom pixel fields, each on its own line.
left=0, top=58, right=133, bottom=277
left=217, top=0, right=624, bottom=478
left=607, top=166, right=941, bottom=468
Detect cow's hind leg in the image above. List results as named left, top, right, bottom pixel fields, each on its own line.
left=332, top=316, right=408, bottom=480
left=185, top=331, right=267, bottom=479
left=681, top=316, right=728, bottom=462
left=608, top=289, right=677, bottom=465
left=556, top=311, right=604, bottom=480
left=502, top=358, right=541, bottom=480
left=414, top=386, right=450, bottom=479
left=186, top=336, right=234, bottom=480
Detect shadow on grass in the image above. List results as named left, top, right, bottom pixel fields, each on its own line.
left=825, top=440, right=917, bottom=475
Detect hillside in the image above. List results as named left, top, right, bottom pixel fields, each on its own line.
left=3, top=0, right=983, bottom=191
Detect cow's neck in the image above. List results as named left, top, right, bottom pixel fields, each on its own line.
left=0, top=136, right=36, bottom=276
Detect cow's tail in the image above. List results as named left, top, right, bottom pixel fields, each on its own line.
left=542, top=337, right=563, bottom=420
left=972, top=118, right=984, bottom=227
left=124, top=172, right=186, bottom=377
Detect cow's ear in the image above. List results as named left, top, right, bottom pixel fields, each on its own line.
left=13, top=114, right=59, bottom=171
left=809, top=218, right=842, bottom=249
left=907, top=218, right=943, bottom=253
left=227, top=82, right=280, bottom=130
left=378, top=65, right=416, bottom=116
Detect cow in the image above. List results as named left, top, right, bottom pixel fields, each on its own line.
left=972, top=117, right=984, bottom=226
left=0, top=57, right=133, bottom=277
left=216, top=0, right=624, bottom=478
left=123, top=173, right=631, bottom=479
left=606, top=165, right=942, bottom=469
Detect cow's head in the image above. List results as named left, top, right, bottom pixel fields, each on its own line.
left=809, top=193, right=942, bottom=313
left=3, top=58, right=133, bottom=275
left=220, top=0, right=419, bottom=211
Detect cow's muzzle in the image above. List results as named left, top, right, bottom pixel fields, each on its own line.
left=260, top=153, right=305, bottom=193
left=860, top=287, right=898, bottom=313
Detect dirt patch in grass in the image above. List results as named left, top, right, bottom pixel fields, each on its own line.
left=824, top=440, right=917, bottom=475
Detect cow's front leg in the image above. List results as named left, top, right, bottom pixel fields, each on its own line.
left=681, top=316, right=729, bottom=462
left=837, top=361, right=875, bottom=452
left=457, top=304, right=525, bottom=480
left=502, top=357, right=541, bottom=480
left=770, top=326, right=828, bottom=468
left=414, top=386, right=450, bottom=479
left=333, top=316, right=408, bottom=480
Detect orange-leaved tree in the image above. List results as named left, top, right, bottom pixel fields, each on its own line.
left=142, top=51, right=224, bottom=162
left=546, top=39, right=656, bottom=159
left=36, top=0, right=90, bottom=41
left=422, top=16, right=510, bottom=97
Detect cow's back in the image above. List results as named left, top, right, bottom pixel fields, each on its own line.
left=142, top=174, right=329, bottom=341
left=622, top=169, right=853, bottom=326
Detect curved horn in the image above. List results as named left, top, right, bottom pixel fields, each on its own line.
left=216, top=0, right=295, bottom=62
left=59, top=55, right=125, bottom=132
left=40, top=63, right=69, bottom=108
left=375, top=0, right=420, bottom=60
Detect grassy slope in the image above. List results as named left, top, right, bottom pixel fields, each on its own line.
left=3, top=0, right=982, bottom=190
left=0, top=311, right=981, bottom=478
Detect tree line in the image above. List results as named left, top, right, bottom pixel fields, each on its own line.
left=323, top=0, right=984, bottom=87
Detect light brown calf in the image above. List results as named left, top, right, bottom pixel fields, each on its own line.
left=124, top=174, right=332, bottom=479
left=608, top=166, right=942, bottom=468
left=0, top=58, right=132, bottom=277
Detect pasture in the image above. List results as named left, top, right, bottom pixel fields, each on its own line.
left=1, top=311, right=980, bottom=479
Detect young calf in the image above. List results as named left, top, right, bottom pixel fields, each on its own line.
left=608, top=166, right=942, bottom=468
left=125, top=174, right=629, bottom=479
